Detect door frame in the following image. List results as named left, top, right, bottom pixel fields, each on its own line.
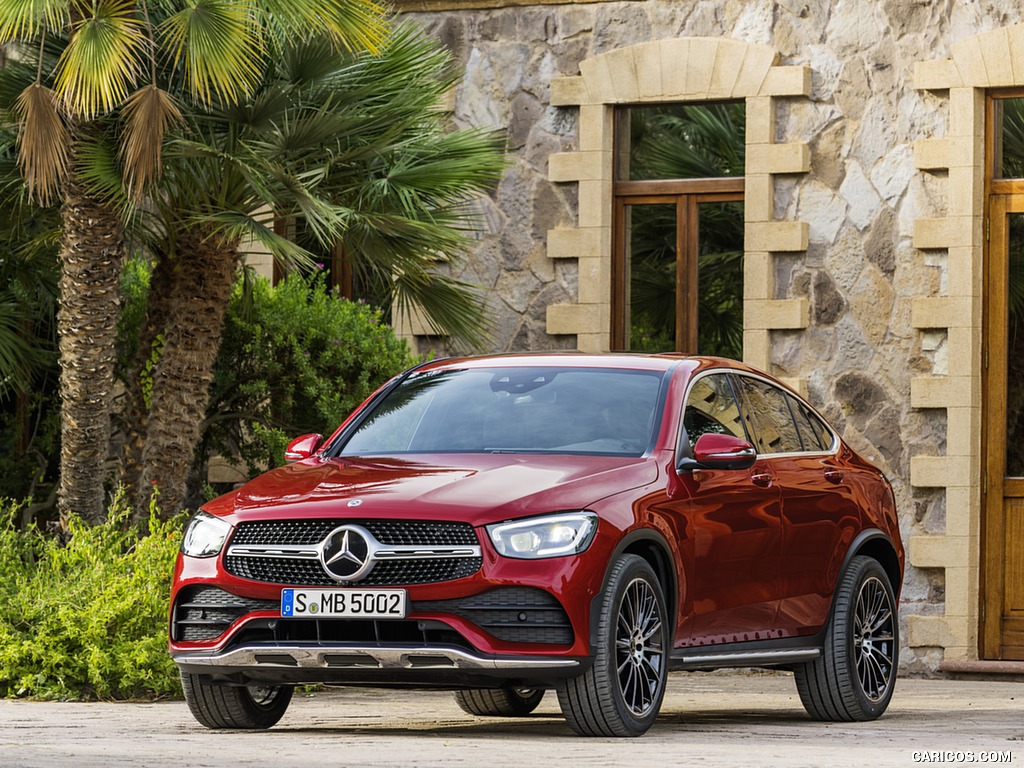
left=981, top=192, right=1024, bottom=658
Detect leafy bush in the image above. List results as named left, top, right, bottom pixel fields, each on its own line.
left=204, top=270, right=416, bottom=477
left=0, top=493, right=183, bottom=700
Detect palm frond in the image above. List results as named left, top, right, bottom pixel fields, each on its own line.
left=201, top=209, right=317, bottom=271
left=391, top=271, right=491, bottom=351
left=257, top=0, right=388, bottom=54
left=74, top=127, right=127, bottom=205
left=54, top=0, right=146, bottom=117
left=159, top=0, right=263, bottom=105
left=119, top=84, right=182, bottom=197
left=0, top=0, right=67, bottom=43
left=14, top=82, right=68, bottom=205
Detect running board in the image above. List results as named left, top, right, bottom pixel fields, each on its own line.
left=672, top=647, right=820, bottom=670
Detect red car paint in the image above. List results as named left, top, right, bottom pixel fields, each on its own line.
left=170, top=353, right=904, bottom=732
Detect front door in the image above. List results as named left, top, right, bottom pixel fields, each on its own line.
left=982, top=194, right=1024, bottom=660
left=672, top=372, right=782, bottom=646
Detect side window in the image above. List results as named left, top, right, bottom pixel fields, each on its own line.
left=733, top=376, right=803, bottom=455
left=683, top=373, right=747, bottom=446
left=789, top=395, right=834, bottom=453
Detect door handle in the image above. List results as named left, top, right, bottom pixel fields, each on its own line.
left=751, top=473, right=773, bottom=488
left=824, top=469, right=844, bottom=485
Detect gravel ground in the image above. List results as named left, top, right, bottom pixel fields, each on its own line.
left=1, top=671, right=1022, bottom=767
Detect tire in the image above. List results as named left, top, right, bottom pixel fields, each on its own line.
left=181, top=672, right=293, bottom=729
left=794, top=555, right=899, bottom=721
left=453, top=688, right=545, bottom=717
left=557, top=554, right=669, bottom=737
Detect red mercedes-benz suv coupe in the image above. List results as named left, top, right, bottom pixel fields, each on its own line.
left=170, top=354, right=904, bottom=737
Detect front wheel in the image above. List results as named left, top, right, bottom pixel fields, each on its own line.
left=454, top=688, right=544, bottom=717
left=181, top=672, right=293, bottom=729
left=557, top=554, right=669, bottom=737
left=794, top=555, right=899, bottom=721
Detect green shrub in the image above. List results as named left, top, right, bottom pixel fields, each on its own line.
left=0, top=492, right=183, bottom=700
left=204, top=270, right=416, bottom=476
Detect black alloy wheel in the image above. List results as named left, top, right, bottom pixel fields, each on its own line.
left=794, top=555, right=898, bottom=721
left=557, top=554, right=668, bottom=737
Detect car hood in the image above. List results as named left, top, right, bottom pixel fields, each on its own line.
left=210, top=453, right=660, bottom=526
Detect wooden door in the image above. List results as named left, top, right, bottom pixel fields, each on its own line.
left=982, top=194, right=1024, bottom=660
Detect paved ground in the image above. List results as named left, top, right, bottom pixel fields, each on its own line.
left=1, top=671, right=1022, bottom=767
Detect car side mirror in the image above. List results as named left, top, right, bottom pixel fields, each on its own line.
left=284, top=433, right=324, bottom=462
left=678, top=433, right=757, bottom=472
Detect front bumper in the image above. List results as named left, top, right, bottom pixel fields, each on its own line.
left=174, top=643, right=585, bottom=688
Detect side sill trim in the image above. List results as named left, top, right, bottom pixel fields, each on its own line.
left=673, top=647, right=821, bottom=669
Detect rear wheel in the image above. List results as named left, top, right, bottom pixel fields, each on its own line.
left=794, top=555, right=898, bottom=721
left=453, top=688, right=544, bottom=717
left=181, top=672, right=293, bottom=729
left=557, top=554, right=668, bottom=737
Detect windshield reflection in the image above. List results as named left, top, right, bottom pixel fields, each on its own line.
left=337, top=367, right=664, bottom=457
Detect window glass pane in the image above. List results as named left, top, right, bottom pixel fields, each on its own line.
left=625, top=203, right=677, bottom=351
left=340, top=367, right=664, bottom=457
left=617, top=102, right=745, bottom=181
left=1006, top=213, right=1024, bottom=475
left=789, top=395, right=833, bottom=453
left=697, top=201, right=743, bottom=358
left=733, top=376, right=803, bottom=455
left=994, top=98, right=1024, bottom=180
left=683, top=374, right=747, bottom=446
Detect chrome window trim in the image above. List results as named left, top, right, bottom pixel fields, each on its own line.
left=678, top=367, right=840, bottom=461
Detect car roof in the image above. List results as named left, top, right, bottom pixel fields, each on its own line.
left=413, top=352, right=694, bottom=374
left=413, top=352, right=781, bottom=380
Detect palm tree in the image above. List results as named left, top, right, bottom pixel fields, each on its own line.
left=110, top=25, right=506, bottom=515
left=0, top=0, right=388, bottom=523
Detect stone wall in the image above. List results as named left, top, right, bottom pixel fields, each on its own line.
left=398, top=0, right=1024, bottom=672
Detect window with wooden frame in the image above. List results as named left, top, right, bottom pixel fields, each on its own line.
left=612, top=101, right=745, bottom=356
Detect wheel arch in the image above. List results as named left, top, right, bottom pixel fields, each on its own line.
left=841, top=528, right=903, bottom=597
left=590, top=529, right=678, bottom=651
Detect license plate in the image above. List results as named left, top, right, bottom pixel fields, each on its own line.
left=280, top=588, right=407, bottom=619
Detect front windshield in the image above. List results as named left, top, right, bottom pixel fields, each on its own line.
left=337, top=366, right=664, bottom=457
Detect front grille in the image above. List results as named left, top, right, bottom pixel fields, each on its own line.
left=223, top=555, right=482, bottom=586
left=224, top=519, right=482, bottom=586
left=229, top=519, right=478, bottom=547
left=419, top=588, right=574, bottom=645
left=173, top=586, right=278, bottom=642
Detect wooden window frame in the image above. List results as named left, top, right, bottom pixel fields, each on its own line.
left=611, top=181, right=744, bottom=352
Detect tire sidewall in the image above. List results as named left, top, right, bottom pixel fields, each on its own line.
left=599, top=555, right=669, bottom=735
left=836, top=557, right=899, bottom=719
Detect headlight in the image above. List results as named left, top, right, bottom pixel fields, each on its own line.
left=181, top=511, right=232, bottom=558
left=486, top=512, right=598, bottom=559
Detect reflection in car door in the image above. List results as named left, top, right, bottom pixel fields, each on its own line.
left=732, top=375, right=861, bottom=639
left=669, top=372, right=783, bottom=647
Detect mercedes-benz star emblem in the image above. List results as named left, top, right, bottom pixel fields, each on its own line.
left=320, top=525, right=373, bottom=582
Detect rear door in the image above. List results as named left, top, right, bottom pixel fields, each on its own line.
left=731, top=374, right=859, bottom=638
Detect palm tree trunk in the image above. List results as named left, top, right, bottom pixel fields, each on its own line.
left=56, top=168, right=126, bottom=525
left=139, top=227, right=237, bottom=516
left=119, top=249, right=174, bottom=515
